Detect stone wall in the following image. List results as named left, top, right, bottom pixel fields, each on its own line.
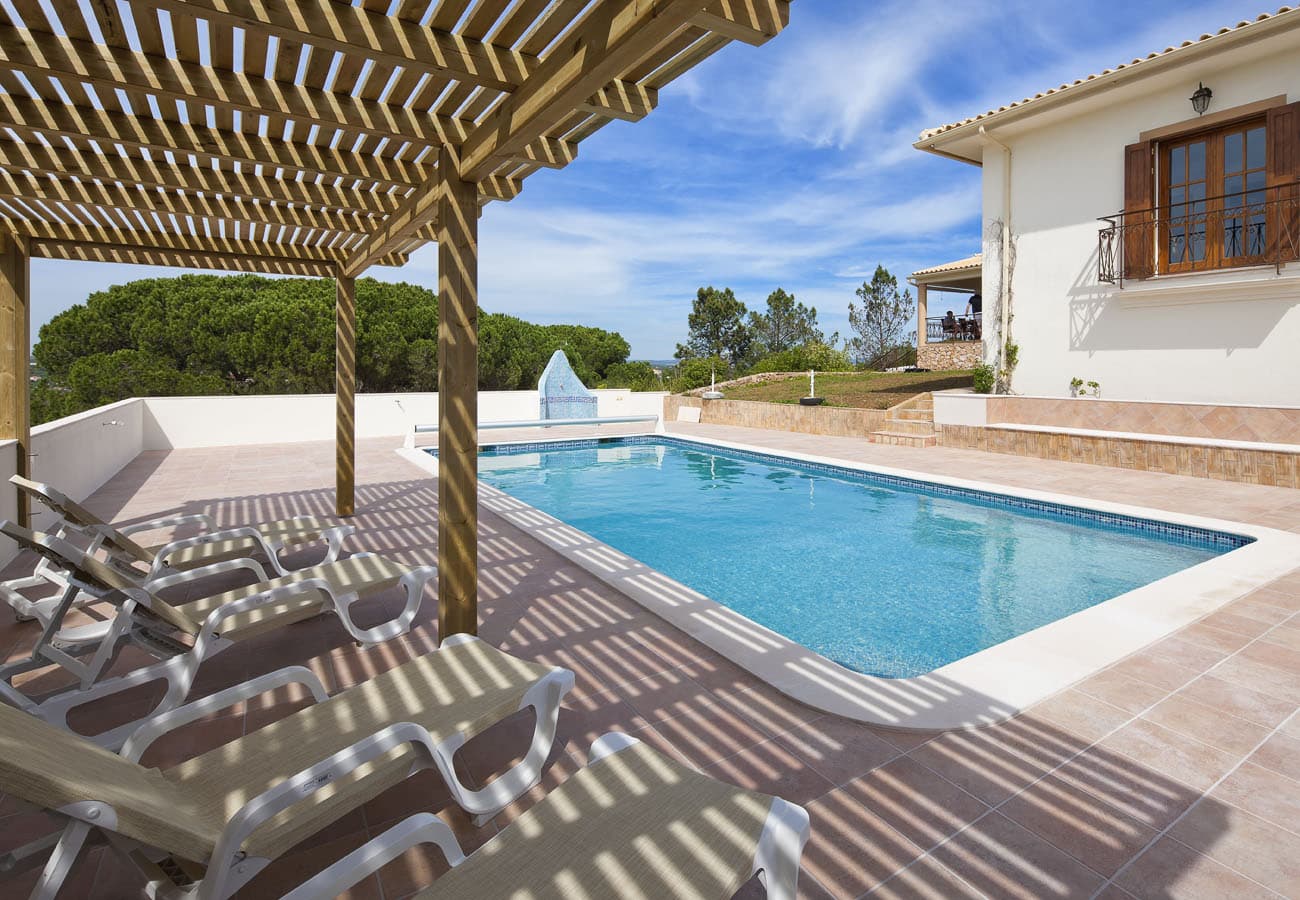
left=666, top=395, right=887, bottom=437
left=938, top=423, right=1299, bottom=488
left=987, top=396, right=1300, bottom=445
left=918, top=341, right=984, bottom=371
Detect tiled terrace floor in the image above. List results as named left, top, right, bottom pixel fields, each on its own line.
left=1, top=426, right=1298, bottom=899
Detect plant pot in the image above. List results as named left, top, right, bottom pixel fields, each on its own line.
left=799, top=397, right=825, bottom=406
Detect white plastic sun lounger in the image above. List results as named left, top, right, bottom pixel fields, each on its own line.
left=0, top=521, right=435, bottom=749
left=1, top=475, right=355, bottom=628
left=285, top=733, right=811, bottom=900
left=0, top=635, right=574, bottom=900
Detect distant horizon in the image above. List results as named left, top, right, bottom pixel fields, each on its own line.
left=26, top=0, right=1266, bottom=358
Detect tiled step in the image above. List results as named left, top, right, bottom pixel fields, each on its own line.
left=882, top=419, right=937, bottom=436
left=893, top=407, right=933, bottom=421
left=869, top=431, right=937, bottom=448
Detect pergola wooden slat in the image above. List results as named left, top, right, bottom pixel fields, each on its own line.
left=0, top=0, right=791, bottom=637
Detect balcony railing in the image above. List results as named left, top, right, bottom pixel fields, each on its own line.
left=925, top=314, right=981, bottom=343
left=1099, top=184, right=1300, bottom=285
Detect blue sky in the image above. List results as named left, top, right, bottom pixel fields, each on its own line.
left=28, top=0, right=1272, bottom=359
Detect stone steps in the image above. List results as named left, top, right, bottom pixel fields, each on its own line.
left=870, top=392, right=937, bottom=447
left=879, top=418, right=936, bottom=436
left=869, top=431, right=938, bottom=448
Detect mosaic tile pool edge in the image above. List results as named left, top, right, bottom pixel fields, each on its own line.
left=427, top=436, right=1253, bottom=551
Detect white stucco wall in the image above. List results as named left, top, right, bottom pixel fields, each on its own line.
left=980, top=37, right=1300, bottom=404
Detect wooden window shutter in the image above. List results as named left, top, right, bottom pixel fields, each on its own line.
left=1267, top=100, right=1300, bottom=262
left=1122, top=140, right=1155, bottom=279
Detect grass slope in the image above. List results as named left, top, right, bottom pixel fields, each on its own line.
left=719, top=371, right=973, bottom=409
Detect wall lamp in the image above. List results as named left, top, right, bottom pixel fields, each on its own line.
left=1190, top=82, right=1213, bottom=115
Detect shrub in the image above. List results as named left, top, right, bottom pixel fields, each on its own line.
left=972, top=363, right=995, bottom=394
left=746, top=342, right=851, bottom=374
left=666, top=356, right=728, bottom=392
left=602, top=361, right=661, bottom=391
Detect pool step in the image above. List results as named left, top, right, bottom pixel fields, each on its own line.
left=869, top=431, right=937, bottom=447
left=872, top=392, right=937, bottom=446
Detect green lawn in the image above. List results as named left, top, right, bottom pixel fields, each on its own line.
left=718, top=371, right=974, bottom=409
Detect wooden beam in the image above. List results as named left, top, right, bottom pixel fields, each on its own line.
left=691, top=0, right=790, bottom=46
left=578, top=82, right=658, bottom=121
left=148, top=0, right=532, bottom=93
left=13, top=220, right=409, bottom=268
left=351, top=0, right=701, bottom=269
left=436, top=145, right=479, bottom=638
left=0, top=169, right=439, bottom=239
left=0, top=232, right=28, bottom=527
left=335, top=274, right=355, bottom=517
left=0, top=22, right=472, bottom=150
left=0, top=140, right=521, bottom=210
left=29, top=239, right=343, bottom=277
left=502, top=136, right=579, bottom=169
left=459, top=0, right=703, bottom=181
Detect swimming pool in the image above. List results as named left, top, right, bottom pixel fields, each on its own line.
left=460, top=436, right=1249, bottom=678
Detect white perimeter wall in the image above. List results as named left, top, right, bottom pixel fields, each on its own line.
left=0, top=390, right=666, bottom=564
left=984, top=37, right=1300, bottom=404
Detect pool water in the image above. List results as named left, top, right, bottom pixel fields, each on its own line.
left=467, top=438, right=1246, bottom=678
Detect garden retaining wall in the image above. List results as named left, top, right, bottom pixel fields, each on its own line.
left=666, top=395, right=887, bottom=437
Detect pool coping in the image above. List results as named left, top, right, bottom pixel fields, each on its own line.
left=397, top=434, right=1300, bottom=731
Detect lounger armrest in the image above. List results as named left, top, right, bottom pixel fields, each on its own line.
left=280, top=813, right=466, bottom=900
left=147, top=526, right=276, bottom=578
left=331, top=564, right=437, bottom=647
left=190, top=579, right=338, bottom=643
left=118, top=513, right=217, bottom=536
left=144, top=556, right=270, bottom=593
left=120, top=665, right=329, bottom=763
left=204, top=721, right=446, bottom=900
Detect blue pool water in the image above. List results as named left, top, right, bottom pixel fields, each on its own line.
left=463, top=437, right=1248, bottom=678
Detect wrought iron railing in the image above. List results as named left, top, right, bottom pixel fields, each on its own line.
left=1098, top=184, right=1300, bottom=285
left=925, top=314, right=981, bottom=343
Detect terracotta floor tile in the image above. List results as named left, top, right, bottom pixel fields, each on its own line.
left=774, top=715, right=902, bottom=787
left=906, top=725, right=1081, bottom=807
left=1236, top=639, right=1300, bottom=676
left=643, top=701, right=771, bottom=769
left=1074, top=670, right=1170, bottom=715
left=1174, top=622, right=1254, bottom=655
left=1144, top=635, right=1232, bottom=673
left=1017, top=691, right=1133, bottom=746
left=1197, top=610, right=1276, bottom=639
left=1261, top=621, right=1300, bottom=652
left=1051, top=747, right=1202, bottom=831
left=1209, top=762, right=1300, bottom=833
left=714, top=680, right=824, bottom=740
left=999, top=774, right=1158, bottom=877
left=1171, top=674, right=1296, bottom=729
left=1105, top=655, right=1204, bottom=693
left=866, top=854, right=985, bottom=899
left=1099, top=719, right=1240, bottom=792
left=841, top=755, right=989, bottom=851
left=1247, top=729, right=1300, bottom=782
left=1115, top=835, right=1277, bottom=900
left=802, top=788, right=933, bottom=898
left=1170, top=799, right=1300, bottom=897
left=1211, top=655, right=1300, bottom=705
left=928, top=812, right=1106, bottom=899
left=703, top=738, right=836, bottom=805
left=1141, top=694, right=1270, bottom=758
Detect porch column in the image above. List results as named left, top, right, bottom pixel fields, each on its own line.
left=0, top=234, right=29, bottom=526
left=335, top=274, right=356, bottom=517
left=437, top=146, right=479, bottom=637
left=916, top=282, right=928, bottom=347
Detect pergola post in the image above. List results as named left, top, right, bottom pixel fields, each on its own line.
left=916, top=282, right=928, bottom=346
left=335, top=274, right=356, bottom=517
left=0, top=232, right=29, bottom=526
left=436, top=146, right=479, bottom=637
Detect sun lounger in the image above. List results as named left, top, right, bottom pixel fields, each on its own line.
left=1, top=475, right=355, bottom=627
left=286, top=732, right=811, bottom=900
left=0, top=635, right=574, bottom=900
left=0, top=521, right=435, bottom=749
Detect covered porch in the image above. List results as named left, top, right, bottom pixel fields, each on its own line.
left=910, top=253, right=985, bottom=370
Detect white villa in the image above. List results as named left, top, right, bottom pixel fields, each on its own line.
left=914, top=7, right=1300, bottom=406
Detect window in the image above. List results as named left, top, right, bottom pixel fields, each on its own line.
left=1160, top=120, right=1267, bottom=273
left=1118, top=100, right=1300, bottom=282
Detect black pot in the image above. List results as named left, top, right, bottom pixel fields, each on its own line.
left=799, top=397, right=825, bottom=406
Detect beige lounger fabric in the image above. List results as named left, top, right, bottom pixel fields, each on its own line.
left=10, top=475, right=340, bottom=570
left=0, top=640, right=556, bottom=866
left=419, top=740, right=771, bottom=899
left=176, top=554, right=418, bottom=640
left=149, top=516, right=340, bottom=570
left=170, top=637, right=556, bottom=859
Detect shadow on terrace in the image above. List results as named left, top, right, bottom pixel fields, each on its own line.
left=0, top=447, right=1288, bottom=898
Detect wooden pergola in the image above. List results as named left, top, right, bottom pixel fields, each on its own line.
left=0, top=0, right=789, bottom=636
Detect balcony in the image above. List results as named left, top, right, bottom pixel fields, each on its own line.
left=1099, top=184, right=1300, bottom=285
left=925, top=313, right=982, bottom=343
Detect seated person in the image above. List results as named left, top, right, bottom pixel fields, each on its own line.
left=942, top=310, right=958, bottom=337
